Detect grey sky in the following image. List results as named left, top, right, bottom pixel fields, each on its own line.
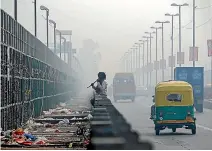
left=1, top=0, right=212, bottom=82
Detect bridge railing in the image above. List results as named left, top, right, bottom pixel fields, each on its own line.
left=0, top=9, right=75, bottom=131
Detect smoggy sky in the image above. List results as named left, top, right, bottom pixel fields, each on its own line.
left=1, top=0, right=212, bottom=82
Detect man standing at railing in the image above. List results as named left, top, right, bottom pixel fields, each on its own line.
left=90, top=72, right=108, bottom=106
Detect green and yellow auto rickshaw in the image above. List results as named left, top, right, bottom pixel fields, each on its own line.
left=152, top=81, right=196, bottom=135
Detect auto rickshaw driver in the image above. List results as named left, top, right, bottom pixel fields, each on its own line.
left=150, top=95, right=155, bottom=119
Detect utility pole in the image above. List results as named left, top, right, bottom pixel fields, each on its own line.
left=165, top=13, right=179, bottom=80
left=162, top=23, right=164, bottom=80
left=171, top=15, right=174, bottom=79
left=61, top=37, right=66, bottom=62
left=149, top=33, right=152, bottom=86
left=155, top=29, right=158, bottom=83
left=156, top=29, right=158, bottom=83
left=59, top=31, right=62, bottom=59
left=128, top=50, right=131, bottom=72
left=49, top=20, right=57, bottom=54
left=34, top=0, right=37, bottom=37
left=139, top=40, right=145, bottom=86
left=131, top=49, right=133, bottom=72
left=134, top=46, right=138, bottom=84
left=135, top=43, right=142, bottom=86
left=151, top=27, right=161, bottom=84
left=40, top=5, right=50, bottom=48
left=126, top=52, right=129, bottom=72
left=143, top=36, right=149, bottom=87
left=142, top=43, right=145, bottom=86
left=210, top=0, right=212, bottom=89
left=146, top=38, right=149, bottom=87
left=46, top=11, right=49, bottom=48
left=155, top=21, right=170, bottom=81
left=193, top=0, right=196, bottom=67
left=133, top=48, right=136, bottom=73
left=14, top=0, right=17, bottom=20
left=171, top=3, right=189, bottom=67
left=138, top=43, right=141, bottom=86
left=179, top=6, right=182, bottom=67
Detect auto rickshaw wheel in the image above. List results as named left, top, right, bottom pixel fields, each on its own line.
left=172, top=128, right=176, bottom=132
left=155, top=129, right=160, bottom=135
left=192, top=128, right=196, bottom=135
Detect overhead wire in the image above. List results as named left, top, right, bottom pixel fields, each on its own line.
left=196, top=5, right=212, bottom=10
left=164, top=16, right=212, bottom=43
left=185, top=17, right=212, bottom=29
left=173, top=20, right=193, bottom=30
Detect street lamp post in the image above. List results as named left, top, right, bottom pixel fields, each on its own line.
left=130, top=48, right=133, bottom=72
left=192, top=0, right=196, bottom=67
left=40, top=5, right=50, bottom=48
left=61, top=36, right=66, bottom=62
left=151, top=26, right=162, bottom=84
left=121, top=56, right=124, bottom=72
left=135, top=42, right=143, bottom=86
left=128, top=49, right=131, bottom=72
left=133, top=46, right=138, bottom=83
left=34, top=0, right=37, bottom=37
left=171, top=3, right=189, bottom=67
left=57, top=30, right=62, bottom=59
left=165, top=13, right=179, bottom=80
left=128, top=51, right=131, bottom=72
left=49, top=19, right=57, bottom=54
left=155, top=21, right=170, bottom=81
left=133, top=47, right=136, bottom=72
left=144, top=32, right=154, bottom=87
left=122, top=54, right=125, bottom=72
left=14, top=0, right=17, bottom=20
left=139, top=40, right=145, bottom=86
left=125, top=52, right=129, bottom=72
left=126, top=50, right=129, bottom=72
left=122, top=53, right=127, bottom=72
left=142, top=36, right=150, bottom=87
left=135, top=45, right=138, bottom=71
left=56, top=30, right=62, bottom=58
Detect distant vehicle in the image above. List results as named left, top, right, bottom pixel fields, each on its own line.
left=113, top=73, right=136, bottom=102
left=136, top=86, right=148, bottom=96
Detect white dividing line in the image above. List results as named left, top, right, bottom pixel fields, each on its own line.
left=197, top=124, right=212, bottom=132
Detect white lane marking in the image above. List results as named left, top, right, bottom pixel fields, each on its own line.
left=197, top=124, right=212, bottom=132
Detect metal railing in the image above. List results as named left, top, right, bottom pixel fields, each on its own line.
left=0, top=10, right=77, bottom=131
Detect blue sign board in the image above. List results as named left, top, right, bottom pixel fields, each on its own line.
left=174, top=67, right=204, bottom=112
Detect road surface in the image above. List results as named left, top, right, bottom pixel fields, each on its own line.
left=112, top=96, right=212, bottom=150
left=204, top=99, right=212, bottom=110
